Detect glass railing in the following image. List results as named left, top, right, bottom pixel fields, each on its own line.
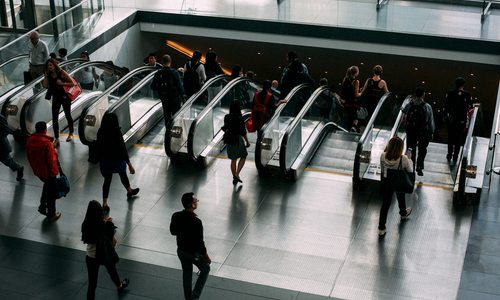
left=0, top=0, right=103, bottom=62
left=165, top=74, right=232, bottom=157
left=79, top=67, right=158, bottom=145
left=389, top=95, right=413, bottom=140
left=456, top=104, right=481, bottom=203
left=19, top=61, right=131, bottom=137
left=353, top=92, right=398, bottom=187
left=187, top=76, right=262, bottom=163
left=484, top=83, right=500, bottom=188
left=0, top=54, right=28, bottom=98
left=278, top=85, right=346, bottom=179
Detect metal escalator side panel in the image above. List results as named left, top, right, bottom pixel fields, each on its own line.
left=255, top=83, right=313, bottom=174
left=188, top=77, right=261, bottom=165
left=165, top=74, right=232, bottom=157
left=78, top=95, right=110, bottom=145
left=123, top=102, right=164, bottom=147
left=0, top=54, right=28, bottom=99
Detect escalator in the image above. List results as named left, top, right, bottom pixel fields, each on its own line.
left=20, top=65, right=157, bottom=139
left=0, top=54, right=28, bottom=100
left=275, top=88, right=401, bottom=186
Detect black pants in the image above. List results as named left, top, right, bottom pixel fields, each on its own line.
left=52, top=96, right=73, bottom=138
left=39, top=177, right=57, bottom=218
left=406, top=133, right=430, bottom=171
left=379, top=178, right=407, bottom=230
left=345, top=105, right=358, bottom=130
left=85, top=255, right=120, bottom=300
left=447, top=122, right=465, bottom=159
left=102, top=173, right=130, bottom=198
left=162, top=100, right=181, bottom=127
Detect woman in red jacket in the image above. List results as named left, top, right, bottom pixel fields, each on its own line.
left=26, top=121, right=61, bottom=222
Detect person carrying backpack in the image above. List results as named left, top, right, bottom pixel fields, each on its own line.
left=443, top=77, right=473, bottom=163
left=183, top=50, right=206, bottom=98
left=247, top=80, right=287, bottom=132
left=151, top=54, right=186, bottom=126
left=401, top=86, right=435, bottom=176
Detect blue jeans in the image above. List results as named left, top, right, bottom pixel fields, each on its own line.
left=177, top=248, right=210, bottom=300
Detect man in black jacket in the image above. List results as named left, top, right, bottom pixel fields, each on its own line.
left=0, top=114, right=23, bottom=181
left=170, top=192, right=211, bottom=300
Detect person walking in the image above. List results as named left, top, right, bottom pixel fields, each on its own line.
left=223, top=100, right=251, bottom=184
left=360, top=65, right=389, bottom=117
left=340, top=66, right=362, bottom=133
left=170, top=192, right=211, bottom=300
left=401, top=87, right=435, bottom=176
left=81, top=200, right=130, bottom=299
left=28, top=31, right=49, bottom=81
left=183, top=50, right=206, bottom=98
left=96, top=113, right=139, bottom=214
left=43, top=58, right=75, bottom=147
left=443, top=77, right=474, bottom=163
left=26, top=121, right=61, bottom=222
left=0, top=114, right=23, bottom=181
left=378, top=136, right=413, bottom=236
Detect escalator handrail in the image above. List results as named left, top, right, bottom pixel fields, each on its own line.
left=389, top=95, right=413, bottom=139
left=352, top=92, right=396, bottom=185
left=255, top=83, right=313, bottom=172
left=0, top=54, right=28, bottom=68
left=164, top=74, right=233, bottom=157
left=78, top=67, right=159, bottom=145
left=280, top=85, right=347, bottom=178
left=187, top=76, right=264, bottom=163
left=457, top=104, right=480, bottom=199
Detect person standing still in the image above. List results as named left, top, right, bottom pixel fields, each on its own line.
left=150, top=55, right=186, bottom=126
left=28, top=31, right=49, bottom=81
left=170, top=193, right=211, bottom=300
left=443, top=77, right=473, bottom=163
left=401, top=87, right=435, bottom=176
left=0, top=114, right=23, bottom=181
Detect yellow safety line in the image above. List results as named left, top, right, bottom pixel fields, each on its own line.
left=59, top=133, right=79, bottom=138
left=415, top=183, right=454, bottom=190
left=304, top=168, right=352, bottom=177
left=134, top=144, right=164, bottom=150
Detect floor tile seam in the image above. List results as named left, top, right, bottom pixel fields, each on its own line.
left=327, top=190, right=373, bottom=296
left=462, top=265, right=500, bottom=277
left=330, top=283, right=429, bottom=300
left=0, top=242, right=85, bottom=263
left=457, top=287, right=500, bottom=297
left=0, top=263, right=88, bottom=286
left=214, top=182, right=275, bottom=277
left=70, top=284, right=90, bottom=300
left=0, top=287, right=46, bottom=299
left=470, top=217, right=500, bottom=226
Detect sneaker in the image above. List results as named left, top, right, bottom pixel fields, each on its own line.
left=48, top=212, right=61, bottom=222
left=127, top=188, right=140, bottom=198
left=16, top=166, right=24, bottom=181
left=417, top=168, right=423, bottom=176
left=117, top=278, right=130, bottom=294
left=103, top=205, right=110, bottom=215
left=378, top=229, right=386, bottom=237
left=401, top=207, right=412, bottom=220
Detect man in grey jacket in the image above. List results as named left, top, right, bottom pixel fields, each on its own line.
left=0, top=115, right=23, bottom=181
left=401, top=86, right=435, bottom=176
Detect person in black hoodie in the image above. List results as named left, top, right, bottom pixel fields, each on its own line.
left=97, top=113, right=139, bottom=214
left=81, top=200, right=129, bottom=299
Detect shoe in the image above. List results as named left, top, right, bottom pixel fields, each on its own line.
left=232, top=179, right=238, bottom=185
left=53, top=138, right=60, bottom=147
left=48, top=212, right=61, bottom=222
left=16, top=166, right=24, bottom=181
left=417, top=168, right=423, bottom=176
left=126, top=188, right=139, bottom=198
left=117, top=278, right=130, bottom=294
left=66, top=134, right=74, bottom=142
left=233, top=176, right=243, bottom=183
left=103, top=205, right=110, bottom=215
left=350, top=126, right=357, bottom=133
left=401, top=207, right=412, bottom=220
left=38, top=206, right=47, bottom=216
left=446, top=154, right=452, bottom=161
left=378, top=229, right=386, bottom=237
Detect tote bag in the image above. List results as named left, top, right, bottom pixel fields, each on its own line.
left=63, top=78, right=82, bottom=101
left=386, top=157, right=415, bottom=194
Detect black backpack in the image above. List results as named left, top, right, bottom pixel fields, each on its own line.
left=158, top=69, right=180, bottom=103
left=405, top=102, right=426, bottom=135
left=222, top=116, right=238, bottom=146
left=183, top=62, right=201, bottom=96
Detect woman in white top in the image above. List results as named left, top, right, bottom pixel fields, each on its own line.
left=183, top=50, right=206, bottom=98
left=81, top=200, right=129, bottom=299
left=75, top=51, right=98, bottom=90
left=378, top=136, right=413, bottom=236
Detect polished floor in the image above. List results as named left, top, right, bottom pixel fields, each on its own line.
left=0, top=124, right=478, bottom=299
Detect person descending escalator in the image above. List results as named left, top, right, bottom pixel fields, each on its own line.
left=151, top=54, right=186, bottom=126
left=204, top=51, right=225, bottom=102
left=340, top=66, right=362, bottom=133
left=247, top=80, right=287, bottom=133
left=280, top=60, right=315, bottom=115
left=183, top=50, right=206, bottom=98
left=359, top=65, right=389, bottom=118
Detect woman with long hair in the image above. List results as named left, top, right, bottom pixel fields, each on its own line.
left=81, top=200, right=129, bottom=299
left=97, top=113, right=139, bottom=214
left=183, top=50, right=206, bottom=97
left=231, top=65, right=243, bottom=78
left=223, top=100, right=250, bottom=184
left=378, top=136, right=413, bottom=236
left=43, top=58, right=75, bottom=147
left=340, top=66, right=362, bottom=132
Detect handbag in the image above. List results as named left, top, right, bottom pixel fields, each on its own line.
left=63, top=78, right=82, bottom=101
left=45, top=145, right=70, bottom=199
left=386, top=157, right=415, bottom=193
left=96, top=224, right=119, bottom=265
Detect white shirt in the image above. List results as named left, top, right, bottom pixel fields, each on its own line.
left=380, top=153, right=413, bottom=178
left=28, top=39, right=49, bottom=65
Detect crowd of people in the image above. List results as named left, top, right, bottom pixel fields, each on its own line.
left=0, top=33, right=477, bottom=299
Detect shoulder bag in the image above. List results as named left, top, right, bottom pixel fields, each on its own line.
left=63, top=78, right=82, bottom=101
left=45, top=145, right=70, bottom=199
left=96, top=223, right=119, bottom=265
left=386, top=157, right=415, bottom=194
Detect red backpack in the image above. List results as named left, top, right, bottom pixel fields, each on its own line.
left=246, top=92, right=272, bottom=132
